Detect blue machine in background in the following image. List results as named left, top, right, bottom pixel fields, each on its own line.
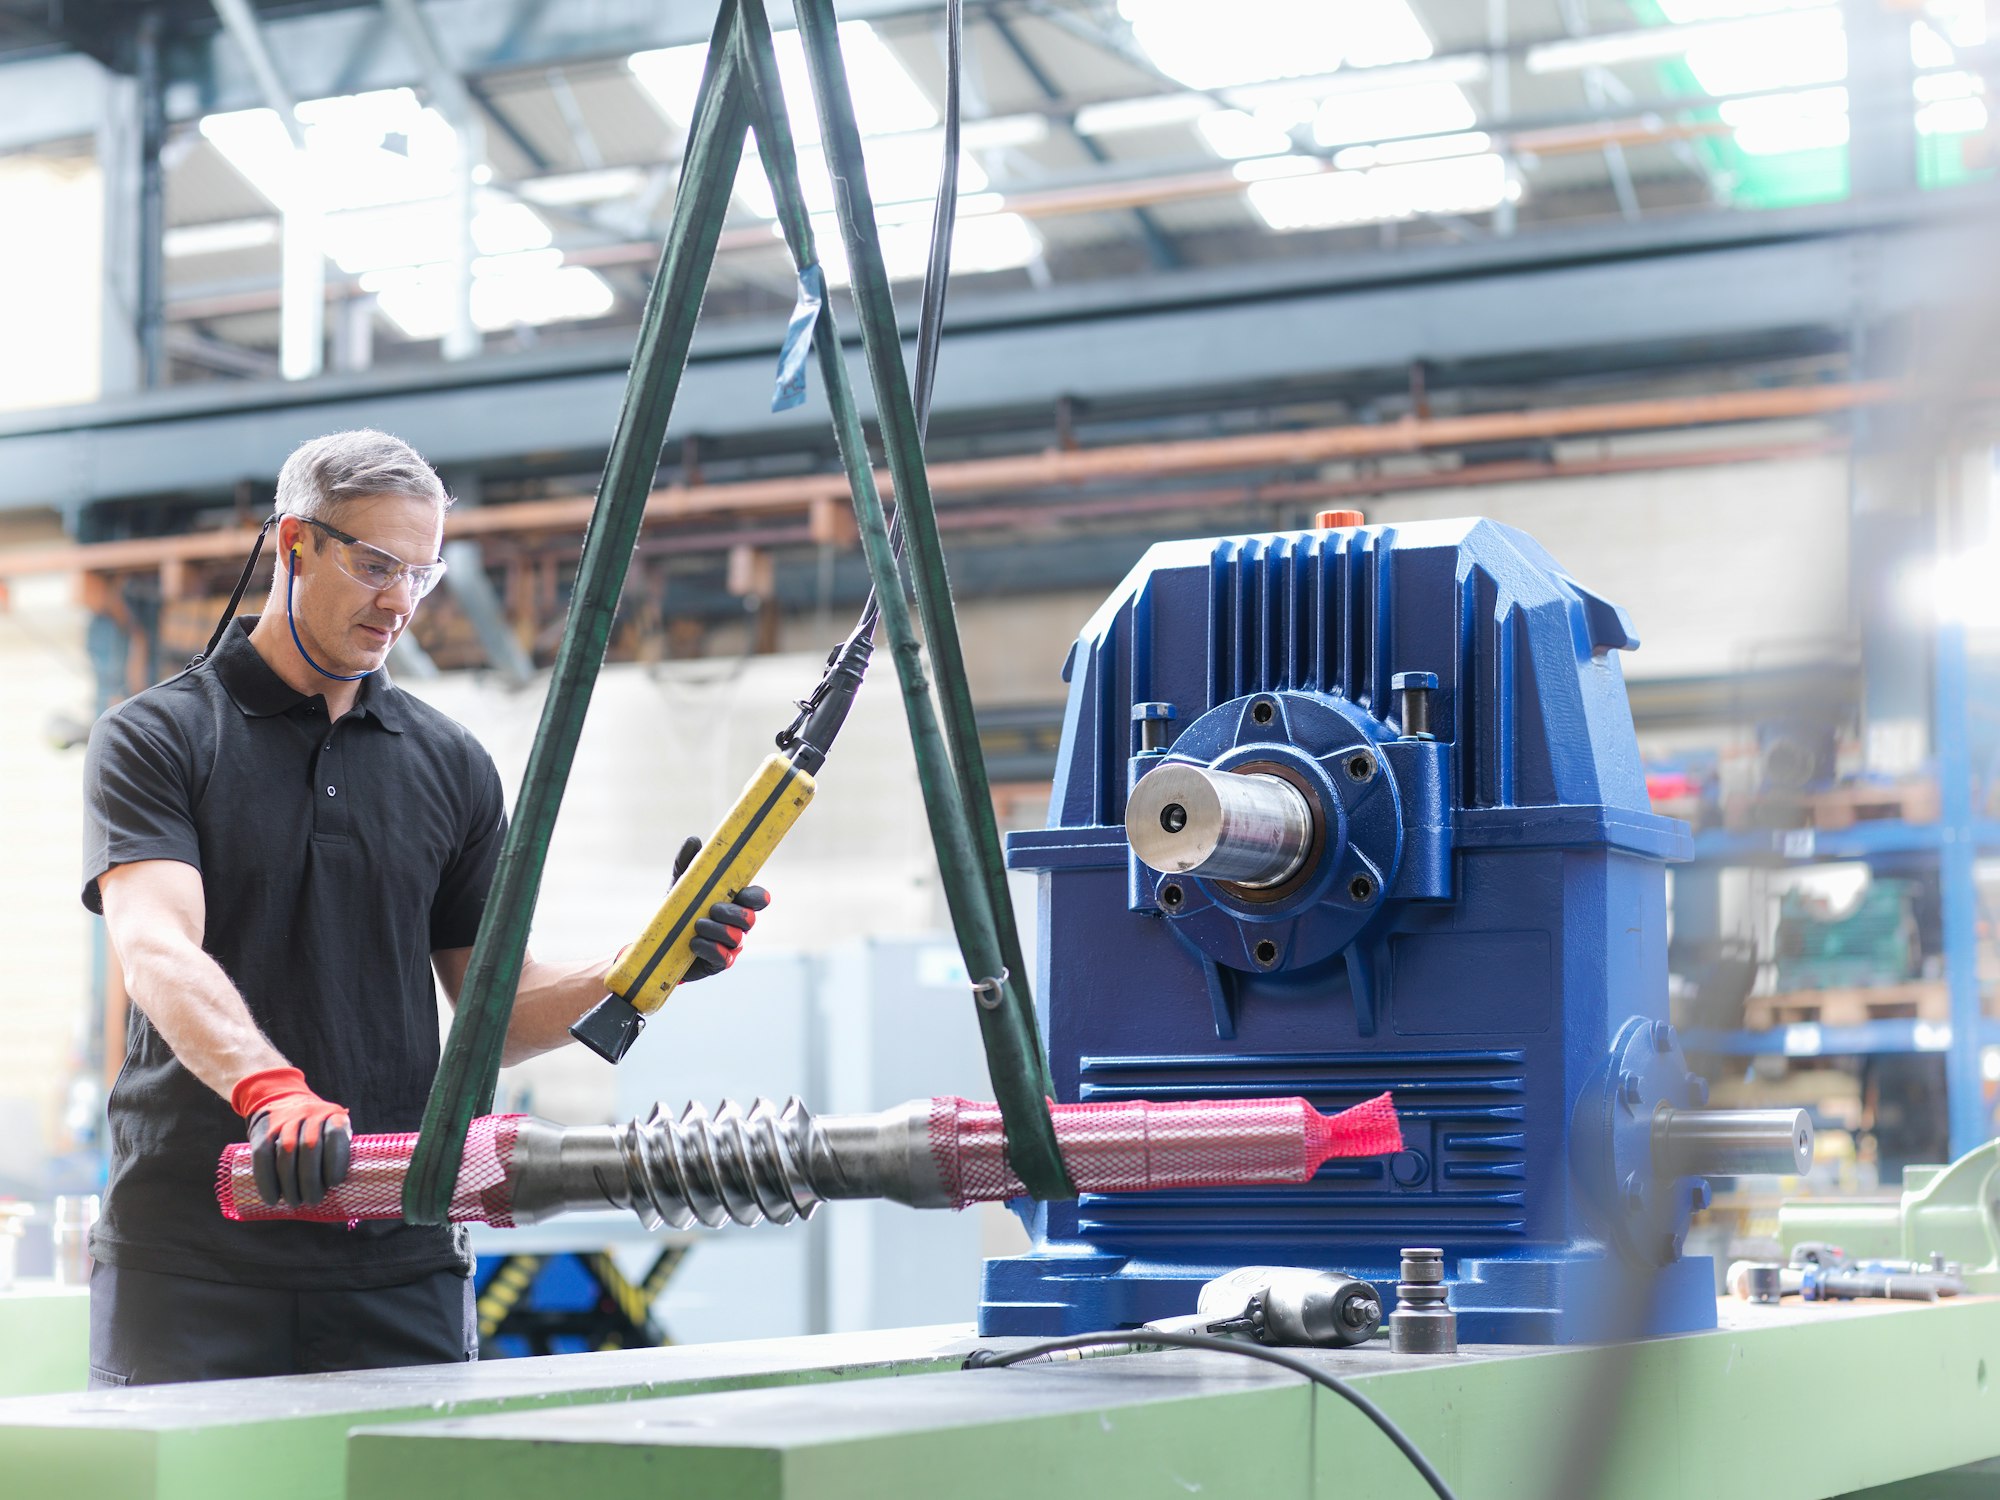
left=985, top=516, right=1812, bottom=1344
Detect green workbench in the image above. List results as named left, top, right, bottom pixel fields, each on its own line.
left=0, top=1324, right=984, bottom=1500
left=0, top=1282, right=89, bottom=1396
left=346, top=1299, right=2000, bottom=1500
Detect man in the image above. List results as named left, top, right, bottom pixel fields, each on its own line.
left=82, top=429, right=766, bottom=1386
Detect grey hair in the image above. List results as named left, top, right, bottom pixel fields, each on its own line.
left=273, top=429, right=451, bottom=528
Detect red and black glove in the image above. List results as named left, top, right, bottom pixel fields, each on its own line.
left=673, top=835, right=771, bottom=981
left=229, top=1066, right=353, bottom=1209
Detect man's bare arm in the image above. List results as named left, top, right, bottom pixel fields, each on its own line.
left=98, top=860, right=290, bottom=1102
left=432, top=947, right=616, bottom=1069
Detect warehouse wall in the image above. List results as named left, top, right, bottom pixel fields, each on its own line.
left=0, top=523, right=97, bottom=1192
left=1361, top=445, right=1852, bottom=682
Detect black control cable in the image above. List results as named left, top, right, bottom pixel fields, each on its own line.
left=777, top=0, right=963, bottom=759
left=965, top=1330, right=1459, bottom=1500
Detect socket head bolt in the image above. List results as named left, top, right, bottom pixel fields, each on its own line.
left=1390, top=671, right=1439, bottom=741
left=1133, top=701, right=1177, bottom=753
left=1389, top=1247, right=1457, bottom=1356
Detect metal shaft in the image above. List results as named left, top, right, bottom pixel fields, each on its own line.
left=1126, top=762, right=1315, bottom=887
left=1653, top=1106, right=1814, bottom=1178
left=502, top=1098, right=950, bottom=1230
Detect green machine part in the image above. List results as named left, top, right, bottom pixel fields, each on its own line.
left=1780, top=1140, right=2000, bottom=1290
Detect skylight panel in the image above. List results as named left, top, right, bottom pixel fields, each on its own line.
left=364, top=252, right=614, bottom=339
left=1313, top=80, right=1478, bottom=148
left=729, top=138, right=989, bottom=222
left=1717, top=87, right=1848, bottom=154
left=1655, top=0, right=1827, bottom=21
left=1923, top=0, right=1985, bottom=47
left=315, top=193, right=553, bottom=276
left=807, top=206, right=1039, bottom=288
left=1197, top=110, right=1295, bottom=160
left=163, top=218, right=281, bottom=258
left=1117, top=0, right=1432, bottom=90
left=516, top=167, right=652, bottom=207
left=202, top=89, right=464, bottom=216
left=1241, top=151, right=1510, bottom=232
left=1334, top=131, right=1492, bottom=170
left=630, top=21, right=934, bottom=149
left=1914, top=69, right=1986, bottom=135
left=1074, top=93, right=1215, bottom=137
left=1911, top=18, right=1957, bottom=68
left=1678, top=7, right=1844, bottom=96
left=1646, top=0, right=1853, bottom=163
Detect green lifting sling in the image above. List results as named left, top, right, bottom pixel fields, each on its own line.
left=403, top=0, right=1074, bottom=1224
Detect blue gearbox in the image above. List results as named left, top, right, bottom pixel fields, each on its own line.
left=982, top=516, right=1787, bottom=1344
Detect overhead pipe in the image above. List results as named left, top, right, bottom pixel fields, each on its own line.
left=0, top=396, right=1878, bottom=582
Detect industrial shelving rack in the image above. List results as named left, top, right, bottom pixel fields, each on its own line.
left=1677, top=621, right=1998, bottom=1158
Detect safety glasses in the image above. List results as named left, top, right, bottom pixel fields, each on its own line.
left=303, top=517, right=448, bottom=600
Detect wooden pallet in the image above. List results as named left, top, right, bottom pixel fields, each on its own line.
left=1807, top=779, right=1940, bottom=830
left=1742, top=980, right=1949, bottom=1030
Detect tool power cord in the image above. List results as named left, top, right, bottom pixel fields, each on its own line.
left=965, top=1330, right=1460, bottom=1500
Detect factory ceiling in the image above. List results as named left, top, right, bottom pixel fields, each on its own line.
left=5, top=0, right=1982, bottom=387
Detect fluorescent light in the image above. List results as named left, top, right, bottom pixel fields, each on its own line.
left=515, top=167, right=651, bottom=206
left=631, top=21, right=933, bottom=150
left=1314, top=79, right=1477, bottom=148
left=731, top=135, right=990, bottom=223
left=1244, top=151, right=1508, bottom=230
left=203, top=88, right=467, bottom=217
left=316, top=192, right=554, bottom=275
left=807, top=206, right=1040, bottom=287
left=1246, top=169, right=1384, bottom=229
left=163, top=217, right=280, bottom=257
left=1927, top=0, right=1986, bottom=48
left=1629, top=0, right=1855, bottom=159
left=471, top=200, right=554, bottom=256
left=1198, top=109, right=1295, bottom=160
left=1525, top=10, right=1841, bottom=74
left=0, top=157, right=101, bottom=411
left=962, top=114, right=1051, bottom=151
left=1074, top=93, right=1214, bottom=137
left=1309, top=54, right=1489, bottom=95
left=364, top=252, right=614, bottom=339
left=1334, top=130, right=1491, bottom=170
left=1681, top=8, right=1845, bottom=95
left=1915, top=69, right=1986, bottom=134
left=1118, top=0, right=1433, bottom=89
left=1717, top=87, right=1848, bottom=153
left=1233, top=155, right=1321, bottom=182
left=1911, top=18, right=1957, bottom=68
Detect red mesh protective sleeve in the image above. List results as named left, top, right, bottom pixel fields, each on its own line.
left=928, top=1092, right=1403, bottom=1208
left=215, top=1114, right=526, bottom=1228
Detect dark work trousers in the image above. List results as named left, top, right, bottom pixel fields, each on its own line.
left=88, top=1262, right=476, bottom=1387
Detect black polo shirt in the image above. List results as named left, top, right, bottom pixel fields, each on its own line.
left=81, top=617, right=506, bottom=1290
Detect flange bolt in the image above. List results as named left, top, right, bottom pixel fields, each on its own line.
left=1390, top=671, right=1438, bottom=741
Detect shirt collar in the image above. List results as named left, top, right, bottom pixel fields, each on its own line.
left=212, top=617, right=407, bottom=733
